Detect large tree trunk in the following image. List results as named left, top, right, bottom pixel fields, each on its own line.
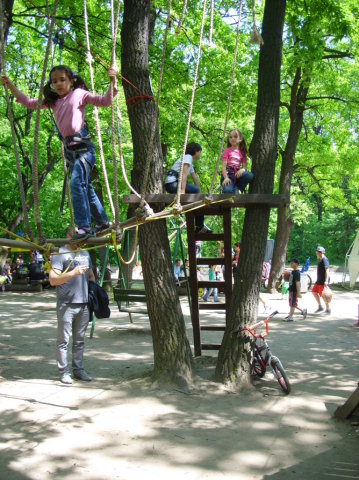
left=0, top=0, right=15, bottom=42
left=267, top=68, right=309, bottom=292
left=121, top=0, right=193, bottom=387
left=215, top=0, right=286, bottom=386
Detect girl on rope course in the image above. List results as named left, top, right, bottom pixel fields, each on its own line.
left=1, top=65, right=117, bottom=241
left=221, top=129, right=254, bottom=194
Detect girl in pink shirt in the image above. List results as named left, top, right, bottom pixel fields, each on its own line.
left=1, top=65, right=117, bottom=240
left=221, top=129, right=254, bottom=194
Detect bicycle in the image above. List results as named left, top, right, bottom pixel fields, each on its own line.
left=232, top=311, right=291, bottom=394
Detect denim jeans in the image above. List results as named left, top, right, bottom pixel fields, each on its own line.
left=56, top=303, right=89, bottom=374
left=222, top=170, right=254, bottom=193
left=165, top=181, right=204, bottom=228
left=202, top=287, right=219, bottom=301
left=68, top=152, right=108, bottom=230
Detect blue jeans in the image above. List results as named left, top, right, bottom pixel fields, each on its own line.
left=222, top=170, right=254, bottom=193
left=202, top=288, right=219, bottom=301
left=165, top=181, right=204, bottom=228
left=69, top=153, right=108, bottom=230
left=56, top=303, right=89, bottom=375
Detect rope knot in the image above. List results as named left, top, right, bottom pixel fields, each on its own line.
left=135, top=206, right=150, bottom=219
left=172, top=204, right=183, bottom=216
left=204, top=195, right=213, bottom=205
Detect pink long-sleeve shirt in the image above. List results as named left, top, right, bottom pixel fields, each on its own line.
left=222, top=147, right=247, bottom=170
left=16, top=87, right=116, bottom=139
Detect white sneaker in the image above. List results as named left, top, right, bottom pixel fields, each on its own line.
left=60, top=373, right=73, bottom=384
left=283, top=316, right=293, bottom=322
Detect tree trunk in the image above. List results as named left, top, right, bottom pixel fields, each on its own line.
left=121, top=0, right=193, bottom=387
left=215, top=0, right=286, bottom=386
left=267, top=68, right=309, bottom=292
left=0, top=0, right=15, bottom=43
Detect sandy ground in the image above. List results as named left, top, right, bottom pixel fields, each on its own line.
left=0, top=284, right=358, bottom=480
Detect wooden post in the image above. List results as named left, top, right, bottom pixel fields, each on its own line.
left=334, top=386, right=359, bottom=420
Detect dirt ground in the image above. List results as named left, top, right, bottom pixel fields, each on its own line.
left=0, top=284, right=358, bottom=480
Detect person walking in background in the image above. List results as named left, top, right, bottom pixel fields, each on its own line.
left=202, top=265, right=219, bottom=302
left=232, top=242, right=241, bottom=278
left=284, top=258, right=307, bottom=322
left=312, top=246, right=331, bottom=315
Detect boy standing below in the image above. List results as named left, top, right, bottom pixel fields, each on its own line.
left=49, top=226, right=95, bottom=384
left=284, top=258, right=307, bottom=322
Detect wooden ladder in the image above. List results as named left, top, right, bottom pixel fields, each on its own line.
left=186, top=206, right=233, bottom=356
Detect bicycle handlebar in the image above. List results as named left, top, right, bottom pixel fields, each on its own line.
left=232, top=310, right=278, bottom=336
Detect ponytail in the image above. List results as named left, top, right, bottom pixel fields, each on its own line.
left=43, top=65, right=89, bottom=107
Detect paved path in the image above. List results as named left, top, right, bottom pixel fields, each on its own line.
left=0, top=287, right=358, bottom=480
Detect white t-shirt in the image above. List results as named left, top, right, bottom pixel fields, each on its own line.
left=165, top=154, right=194, bottom=184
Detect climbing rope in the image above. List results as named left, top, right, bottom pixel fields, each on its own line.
left=175, top=0, right=208, bottom=212
left=110, top=0, right=122, bottom=228
left=209, top=0, right=243, bottom=194
left=209, top=0, right=214, bottom=45
left=175, top=0, right=188, bottom=34
left=139, top=0, right=173, bottom=209
left=0, top=5, right=32, bottom=238
left=31, top=0, right=59, bottom=241
left=250, top=0, right=264, bottom=45
left=60, top=143, right=75, bottom=229
left=112, top=225, right=139, bottom=265
left=83, top=0, right=116, bottom=221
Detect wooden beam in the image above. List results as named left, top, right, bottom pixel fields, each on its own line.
left=0, top=236, right=111, bottom=251
left=123, top=193, right=289, bottom=208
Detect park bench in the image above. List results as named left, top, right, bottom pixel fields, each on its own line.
left=6, top=278, right=47, bottom=292
left=113, top=285, right=147, bottom=323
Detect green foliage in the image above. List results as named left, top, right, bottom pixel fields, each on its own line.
left=0, top=0, right=358, bottom=265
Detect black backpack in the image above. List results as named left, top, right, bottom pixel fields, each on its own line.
left=88, top=281, right=111, bottom=320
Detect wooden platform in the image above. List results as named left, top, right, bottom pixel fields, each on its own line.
left=123, top=193, right=289, bottom=208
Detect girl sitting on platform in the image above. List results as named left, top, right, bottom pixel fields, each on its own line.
left=221, top=129, right=254, bottom=194
left=1, top=66, right=117, bottom=241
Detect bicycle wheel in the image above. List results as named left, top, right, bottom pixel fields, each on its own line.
left=253, top=351, right=266, bottom=378
left=306, top=274, right=312, bottom=290
left=271, top=359, right=291, bottom=394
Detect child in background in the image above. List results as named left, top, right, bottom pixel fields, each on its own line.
left=173, top=259, right=183, bottom=286
left=1, top=65, right=117, bottom=240
left=284, top=258, right=307, bottom=322
left=221, top=129, right=254, bottom=194
left=202, top=265, right=219, bottom=302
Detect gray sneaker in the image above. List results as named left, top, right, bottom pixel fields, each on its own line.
left=60, top=373, right=73, bottom=385
left=283, top=316, right=294, bottom=322
left=314, top=306, right=324, bottom=313
left=73, top=370, right=92, bottom=382
left=302, top=308, right=307, bottom=319
left=324, top=309, right=331, bottom=315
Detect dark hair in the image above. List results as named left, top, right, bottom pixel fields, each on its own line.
left=43, top=65, right=88, bottom=107
left=185, top=142, right=202, bottom=156
left=227, top=129, right=248, bottom=157
left=290, top=258, right=299, bottom=264
left=234, top=241, right=241, bottom=247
